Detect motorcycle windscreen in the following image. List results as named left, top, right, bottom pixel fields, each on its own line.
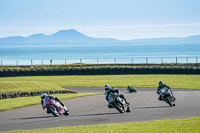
left=160, top=88, right=167, bottom=94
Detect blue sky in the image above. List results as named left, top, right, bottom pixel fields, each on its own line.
left=0, top=0, right=200, bottom=40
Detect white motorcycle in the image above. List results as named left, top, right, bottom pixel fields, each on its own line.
left=159, top=87, right=176, bottom=107
left=108, top=93, right=131, bottom=113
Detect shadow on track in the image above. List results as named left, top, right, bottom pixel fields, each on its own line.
left=70, top=112, right=120, bottom=118
left=19, top=116, right=54, bottom=120
left=132, top=106, right=169, bottom=110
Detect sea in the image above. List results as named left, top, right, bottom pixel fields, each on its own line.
left=0, top=44, right=200, bottom=65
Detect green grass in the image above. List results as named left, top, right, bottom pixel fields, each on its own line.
left=0, top=75, right=200, bottom=90
left=0, top=92, right=101, bottom=111
left=3, top=116, right=200, bottom=133
left=0, top=81, right=65, bottom=94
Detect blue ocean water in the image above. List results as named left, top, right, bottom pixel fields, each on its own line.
left=0, top=44, right=200, bottom=65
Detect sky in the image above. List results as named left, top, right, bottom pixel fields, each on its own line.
left=0, top=0, right=200, bottom=40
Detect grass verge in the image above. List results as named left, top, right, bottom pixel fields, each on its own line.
left=0, top=92, right=101, bottom=111
left=0, top=81, right=65, bottom=94
left=0, top=75, right=200, bottom=90
left=3, top=116, right=200, bottom=133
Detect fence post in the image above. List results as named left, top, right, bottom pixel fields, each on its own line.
left=132, top=58, right=133, bottom=64
left=146, top=58, right=148, bottom=64
left=114, top=58, right=116, bottom=64
left=196, top=57, right=198, bottom=63
left=31, top=60, right=33, bottom=66
left=16, top=60, right=18, bottom=66
left=186, top=57, right=188, bottom=64
left=50, top=59, right=52, bottom=65
left=1, top=60, right=2, bottom=66
left=176, top=57, right=177, bottom=64
left=65, top=59, right=66, bottom=65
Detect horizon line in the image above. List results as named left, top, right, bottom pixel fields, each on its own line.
left=0, top=23, right=200, bottom=40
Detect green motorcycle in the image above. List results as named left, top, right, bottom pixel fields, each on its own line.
left=127, top=86, right=137, bottom=93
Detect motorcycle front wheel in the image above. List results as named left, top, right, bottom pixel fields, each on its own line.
left=49, top=107, right=59, bottom=117
left=114, top=101, right=125, bottom=113
left=64, top=110, right=69, bottom=116
left=165, top=96, right=173, bottom=107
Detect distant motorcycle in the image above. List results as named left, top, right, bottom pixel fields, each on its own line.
left=127, top=86, right=137, bottom=93
left=108, top=92, right=131, bottom=113
left=43, top=97, right=69, bottom=117
left=159, top=87, right=176, bottom=107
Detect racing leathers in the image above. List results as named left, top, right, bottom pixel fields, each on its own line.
left=157, top=84, right=175, bottom=100
left=105, top=87, right=129, bottom=108
left=41, top=96, right=65, bottom=113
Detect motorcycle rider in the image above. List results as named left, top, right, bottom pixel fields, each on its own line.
left=157, top=81, right=175, bottom=101
left=40, top=93, right=66, bottom=113
left=104, top=84, right=129, bottom=108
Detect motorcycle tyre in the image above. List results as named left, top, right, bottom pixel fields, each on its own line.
left=165, top=96, right=173, bottom=107
left=114, top=101, right=125, bottom=113
left=64, top=112, right=69, bottom=116
left=49, top=107, right=59, bottom=117
left=64, top=110, right=69, bottom=116
left=63, top=107, right=70, bottom=116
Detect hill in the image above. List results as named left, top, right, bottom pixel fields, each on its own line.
left=0, top=29, right=200, bottom=46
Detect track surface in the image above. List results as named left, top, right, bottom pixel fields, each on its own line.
left=0, top=87, right=200, bottom=131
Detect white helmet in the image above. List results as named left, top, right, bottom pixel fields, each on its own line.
left=40, top=93, right=47, bottom=99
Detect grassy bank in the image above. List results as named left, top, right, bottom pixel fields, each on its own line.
left=0, top=81, right=65, bottom=94
left=4, top=116, right=200, bottom=133
left=0, top=75, right=200, bottom=90
left=0, top=92, right=101, bottom=111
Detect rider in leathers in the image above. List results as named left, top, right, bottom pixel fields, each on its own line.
left=157, top=81, right=175, bottom=101
left=40, top=93, right=65, bottom=113
left=104, top=84, right=129, bottom=108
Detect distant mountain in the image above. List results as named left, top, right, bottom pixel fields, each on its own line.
left=0, top=29, right=120, bottom=45
left=49, top=29, right=90, bottom=39
left=186, top=35, right=200, bottom=41
left=27, top=33, right=47, bottom=39
left=0, top=29, right=200, bottom=46
left=122, top=35, right=200, bottom=45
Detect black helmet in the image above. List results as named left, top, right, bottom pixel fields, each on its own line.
left=159, top=81, right=164, bottom=86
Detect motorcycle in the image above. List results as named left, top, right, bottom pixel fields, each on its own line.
left=108, top=92, right=131, bottom=113
left=127, top=86, right=137, bottom=93
left=159, top=87, right=176, bottom=107
left=42, top=97, right=69, bottom=117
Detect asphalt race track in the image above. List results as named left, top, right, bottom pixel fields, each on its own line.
left=0, top=87, right=200, bottom=131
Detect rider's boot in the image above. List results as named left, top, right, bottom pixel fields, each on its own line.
left=46, top=108, right=51, bottom=114
left=123, top=98, right=129, bottom=105
left=108, top=103, right=114, bottom=108
left=120, top=94, right=129, bottom=105
left=126, top=101, right=129, bottom=105
left=170, top=90, right=176, bottom=101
